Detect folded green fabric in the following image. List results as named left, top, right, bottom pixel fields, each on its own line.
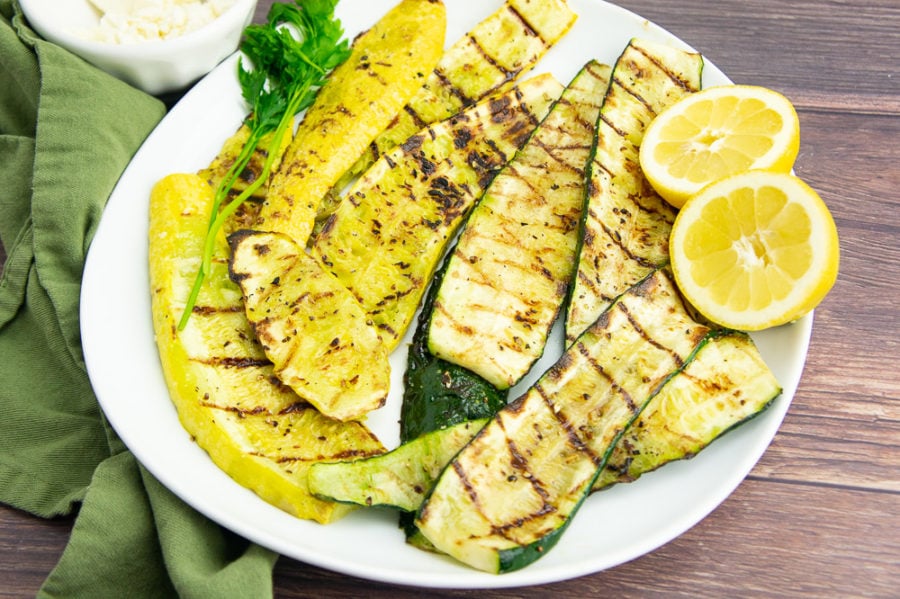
left=0, top=1, right=278, bottom=596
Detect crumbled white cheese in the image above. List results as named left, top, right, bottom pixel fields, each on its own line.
left=82, top=0, right=236, bottom=44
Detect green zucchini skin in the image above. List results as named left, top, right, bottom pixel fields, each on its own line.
left=400, top=253, right=507, bottom=444
left=425, top=60, right=611, bottom=390
left=594, top=331, right=782, bottom=490
left=415, top=269, right=713, bottom=573
left=307, top=419, right=488, bottom=511
left=565, top=38, right=704, bottom=343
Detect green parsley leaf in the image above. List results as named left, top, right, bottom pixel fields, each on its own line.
left=179, top=0, right=351, bottom=330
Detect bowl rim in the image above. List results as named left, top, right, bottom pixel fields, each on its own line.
left=18, top=0, right=257, bottom=58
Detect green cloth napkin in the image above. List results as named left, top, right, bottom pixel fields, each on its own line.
left=0, top=1, right=278, bottom=596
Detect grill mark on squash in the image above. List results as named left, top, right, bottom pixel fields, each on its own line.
left=403, top=103, right=430, bottom=133
left=611, top=69, right=657, bottom=117
left=506, top=4, right=541, bottom=42
left=575, top=336, right=639, bottom=415
left=541, top=382, right=606, bottom=468
left=633, top=43, right=702, bottom=93
left=195, top=356, right=271, bottom=369
left=467, top=33, right=521, bottom=85
left=598, top=112, right=629, bottom=139
left=275, top=447, right=383, bottom=464
left=584, top=60, right=611, bottom=85
left=191, top=304, right=244, bottom=316
left=491, top=431, right=557, bottom=538
left=434, top=63, right=474, bottom=105
left=530, top=136, right=591, bottom=176
left=574, top=268, right=617, bottom=306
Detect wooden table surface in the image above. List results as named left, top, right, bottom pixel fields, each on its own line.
left=2, top=0, right=898, bottom=596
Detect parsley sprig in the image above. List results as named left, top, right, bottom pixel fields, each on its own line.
left=179, top=0, right=351, bottom=330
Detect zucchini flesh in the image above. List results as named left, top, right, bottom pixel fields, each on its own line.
left=307, top=317, right=780, bottom=520
left=401, top=250, right=508, bottom=444
left=316, top=0, right=578, bottom=226
left=149, top=173, right=384, bottom=524
left=426, top=60, right=611, bottom=390
left=312, top=74, right=563, bottom=351
left=565, top=38, right=703, bottom=343
left=415, top=269, right=712, bottom=573
left=308, top=419, right=488, bottom=512
left=256, top=0, right=447, bottom=247
left=228, top=230, right=390, bottom=422
left=595, top=331, right=781, bottom=489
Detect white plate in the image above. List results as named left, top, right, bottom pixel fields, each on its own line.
left=81, top=0, right=812, bottom=589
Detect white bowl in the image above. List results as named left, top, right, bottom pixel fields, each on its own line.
left=18, top=0, right=257, bottom=95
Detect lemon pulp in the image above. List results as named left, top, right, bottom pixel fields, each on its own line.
left=641, top=85, right=800, bottom=208
left=670, top=171, right=839, bottom=330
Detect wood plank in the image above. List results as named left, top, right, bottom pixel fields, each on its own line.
left=267, top=480, right=900, bottom=597
left=618, top=0, right=900, bottom=102
left=0, top=507, right=72, bottom=599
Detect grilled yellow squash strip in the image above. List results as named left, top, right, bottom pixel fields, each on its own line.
left=316, top=0, right=578, bottom=226
left=565, top=38, right=703, bottom=343
left=426, top=60, right=610, bottom=389
left=256, top=0, right=446, bottom=246
left=312, top=74, right=564, bottom=351
left=149, top=173, right=384, bottom=523
left=198, top=126, right=290, bottom=207
left=228, top=230, right=390, bottom=422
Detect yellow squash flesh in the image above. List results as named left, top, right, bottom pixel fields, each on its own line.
left=316, top=0, right=578, bottom=227
left=149, top=173, right=385, bottom=524
left=256, top=0, right=447, bottom=247
left=229, top=230, right=390, bottom=422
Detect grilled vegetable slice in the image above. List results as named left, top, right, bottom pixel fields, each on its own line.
left=317, top=0, right=579, bottom=225
left=426, top=60, right=610, bottom=389
left=401, top=253, right=508, bottom=443
left=308, top=419, right=488, bottom=511
left=415, top=269, right=711, bottom=573
left=198, top=125, right=291, bottom=210
left=312, top=74, right=563, bottom=351
left=256, top=0, right=446, bottom=246
left=228, top=229, right=390, bottom=422
left=309, top=319, right=780, bottom=518
left=149, top=173, right=384, bottom=523
left=565, top=38, right=703, bottom=343
left=595, top=331, right=781, bottom=489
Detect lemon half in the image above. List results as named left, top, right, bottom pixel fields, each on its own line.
left=669, top=170, right=839, bottom=331
left=641, top=85, right=800, bottom=208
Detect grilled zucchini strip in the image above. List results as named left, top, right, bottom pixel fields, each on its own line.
left=308, top=331, right=780, bottom=518
left=427, top=60, right=610, bottom=389
left=415, top=269, right=711, bottom=573
left=149, top=173, right=384, bottom=524
left=401, top=252, right=508, bottom=444
left=228, top=230, right=390, bottom=422
left=401, top=63, right=608, bottom=442
left=595, top=331, right=781, bottom=489
left=565, top=38, right=703, bottom=343
left=312, top=74, right=564, bottom=351
left=256, top=0, right=446, bottom=246
left=308, top=419, right=488, bottom=511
